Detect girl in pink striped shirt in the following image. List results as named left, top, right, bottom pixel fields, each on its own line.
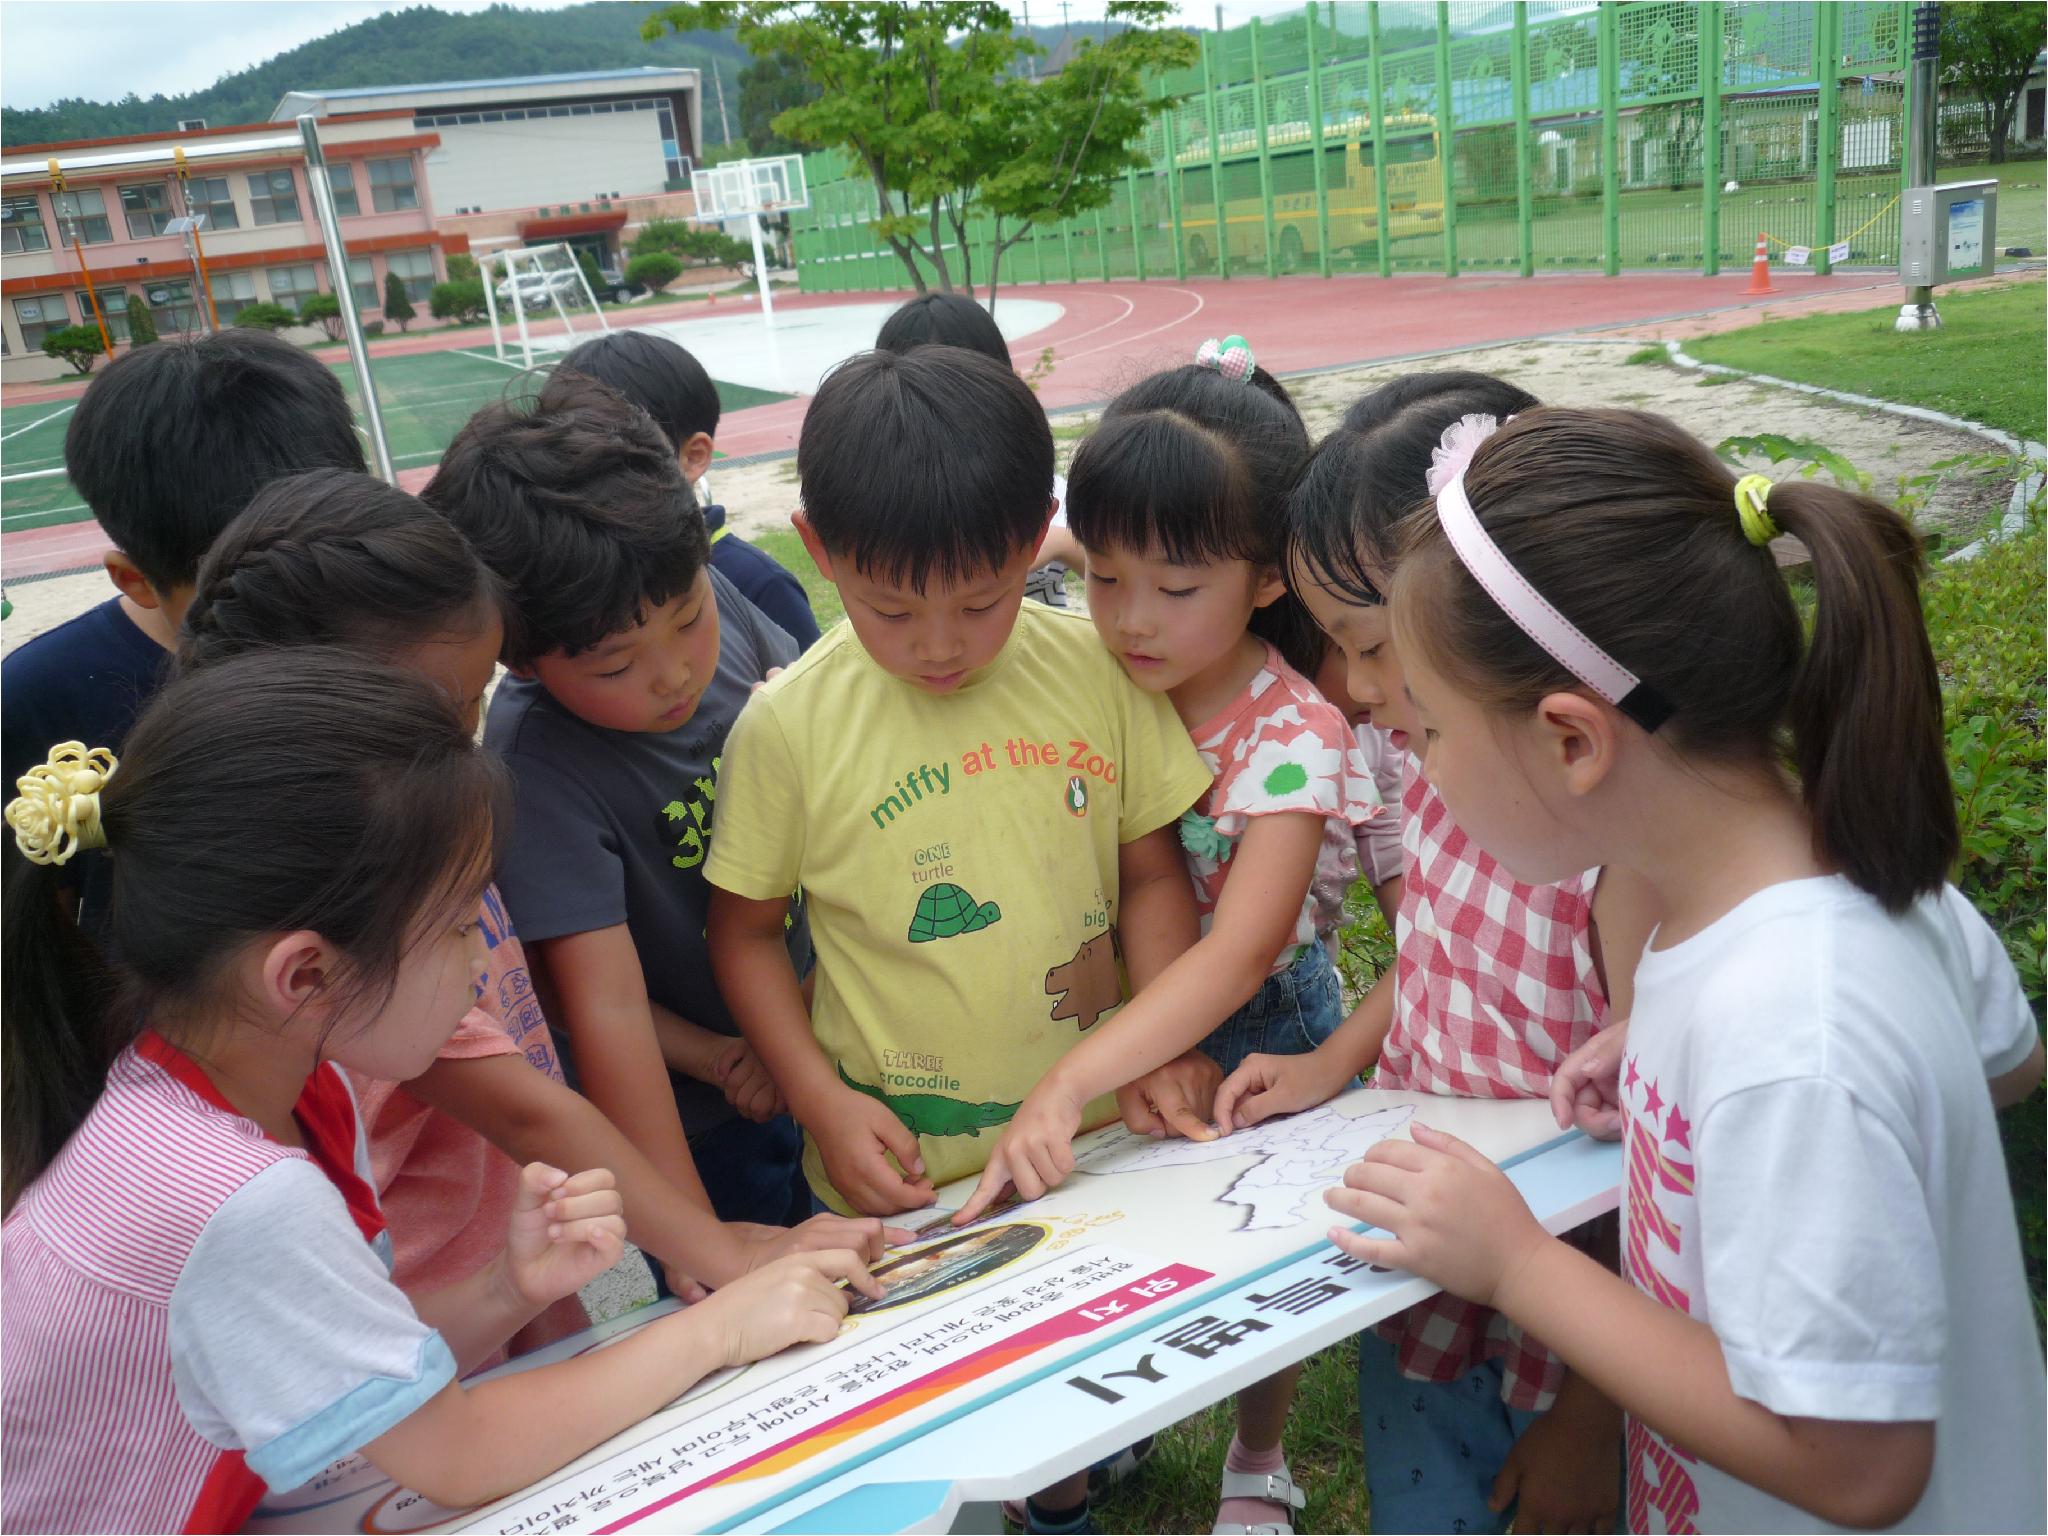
left=1, top=650, right=873, bottom=1534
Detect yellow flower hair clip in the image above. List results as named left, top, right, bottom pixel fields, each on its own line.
left=7, top=742, right=118, bottom=866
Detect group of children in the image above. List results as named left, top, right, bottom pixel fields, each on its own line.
left=0, top=292, right=2041, bottom=1536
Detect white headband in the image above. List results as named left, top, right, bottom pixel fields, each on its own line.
left=1428, top=417, right=1672, bottom=732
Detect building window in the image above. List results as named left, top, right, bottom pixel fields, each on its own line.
left=13, top=295, right=70, bottom=350
left=247, top=169, right=300, bottom=226
left=74, top=287, right=129, bottom=342
left=268, top=264, right=321, bottom=315
left=120, top=181, right=175, bottom=239
left=53, top=189, right=113, bottom=245
left=348, top=255, right=378, bottom=309
left=368, top=157, right=419, bottom=213
left=385, top=247, right=436, bottom=303
left=143, top=278, right=201, bottom=334
left=327, top=164, right=359, bottom=218
left=189, top=175, right=239, bottom=231
left=2, top=195, right=48, bottom=253
left=210, top=269, right=260, bottom=322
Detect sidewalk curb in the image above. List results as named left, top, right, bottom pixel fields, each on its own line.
left=1662, top=340, right=2044, bottom=563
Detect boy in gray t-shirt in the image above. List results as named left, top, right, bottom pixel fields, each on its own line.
left=427, top=375, right=814, bottom=1233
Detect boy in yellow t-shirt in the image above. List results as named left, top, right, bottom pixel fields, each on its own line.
left=705, top=347, right=1213, bottom=1220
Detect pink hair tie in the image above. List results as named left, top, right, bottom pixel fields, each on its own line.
left=1194, top=334, right=1256, bottom=383
left=1430, top=417, right=1673, bottom=733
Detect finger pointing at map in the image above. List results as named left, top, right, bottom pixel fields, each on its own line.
left=953, top=1082, right=1087, bottom=1223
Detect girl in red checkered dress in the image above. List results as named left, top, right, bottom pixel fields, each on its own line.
left=1213, top=374, right=1638, bottom=1535
left=1322, top=407, right=2043, bottom=1533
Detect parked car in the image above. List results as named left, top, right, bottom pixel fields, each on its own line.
left=596, top=267, right=644, bottom=303
left=492, top=269, right=584, bottom=307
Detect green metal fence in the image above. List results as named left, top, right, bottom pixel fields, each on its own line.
left=789, top=0, right=1914, bottom=293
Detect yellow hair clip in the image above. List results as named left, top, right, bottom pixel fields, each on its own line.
left=1733, top=474, right=1779, bottom=548
left=7, top=742, right=118, bottom=866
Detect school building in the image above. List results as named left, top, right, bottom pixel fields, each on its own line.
left=276, top=67, right=706, bottom=272
left=1, top=112, right=459, bottom=381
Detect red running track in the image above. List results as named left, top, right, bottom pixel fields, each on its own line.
left=5, top=269, right=1897, bottom=578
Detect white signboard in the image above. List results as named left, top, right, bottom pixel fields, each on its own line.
left=251, top=1091, right=1575, bottom=1534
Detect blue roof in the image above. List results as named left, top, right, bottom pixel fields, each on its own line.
left=298, top=67, right=688, bottom=100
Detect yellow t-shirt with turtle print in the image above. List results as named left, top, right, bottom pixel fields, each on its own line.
left=706, top=602, right=1212, bottom=1205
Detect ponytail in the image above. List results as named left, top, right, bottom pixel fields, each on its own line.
left=1, top=846, right=120, bottom=1212
left=1394, top=407, right=1954, bottom=912
left=1765, top=481, right=1955, bottom=909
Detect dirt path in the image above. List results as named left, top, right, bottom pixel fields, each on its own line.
left=710, top=333, right=2010, bottom=548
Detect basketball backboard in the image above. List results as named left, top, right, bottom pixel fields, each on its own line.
left=692, top=154, right=809, bottom=221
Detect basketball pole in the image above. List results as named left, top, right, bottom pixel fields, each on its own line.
left=297, top=114, right=396, bottom=484
left=748, top=208, right=776, bottom=327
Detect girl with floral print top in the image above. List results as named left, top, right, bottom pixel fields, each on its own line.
left=956, top=341, right=1380, bottom=1535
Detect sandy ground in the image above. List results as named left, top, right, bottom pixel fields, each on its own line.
left=707, top=333, right=2013, bottom=547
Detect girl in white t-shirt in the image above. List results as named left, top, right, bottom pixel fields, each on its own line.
left=1326, top=404, right=2045, bottom=1532
left=0, top=650, right=875, bottom=1535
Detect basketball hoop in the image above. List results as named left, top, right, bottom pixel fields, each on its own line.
left=692, top=154, right=809, bottom=328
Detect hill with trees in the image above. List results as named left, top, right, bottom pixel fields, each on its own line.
left=2, top=1, right=746, bottom=145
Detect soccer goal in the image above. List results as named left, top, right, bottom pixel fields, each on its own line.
left=479, top=242, right=610, bottom=368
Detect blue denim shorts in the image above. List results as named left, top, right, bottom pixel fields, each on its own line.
left=1194, top=942, right=1345, bottom=1078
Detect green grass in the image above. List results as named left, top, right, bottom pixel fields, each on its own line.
left=1688, top=279, right=2048, bottom=440
left=0, top=346, right=792, bottom=534
left=751, top=526, right=843, bottom=628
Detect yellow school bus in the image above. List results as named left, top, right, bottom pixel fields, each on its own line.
left=1175, top=112, right=1444, bottom=271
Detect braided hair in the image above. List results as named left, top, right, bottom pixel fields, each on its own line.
left=179, top=470, right=503, bottom=670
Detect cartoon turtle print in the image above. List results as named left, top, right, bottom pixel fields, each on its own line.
left=907, top=882, right=1002, bottom=943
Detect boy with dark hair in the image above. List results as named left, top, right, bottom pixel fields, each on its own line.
left=873, top=293, right=1083, bottom=606
left=547, top=331, right=819, bottom=648
left=424, top=374, right=815, bottom=1232
left=705, top=347, right=1212, bottom=1531
left=1, top=329, right=366, bottom=920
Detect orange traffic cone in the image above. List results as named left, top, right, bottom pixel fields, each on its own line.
left=1744, top=235, right=1774, bottom=296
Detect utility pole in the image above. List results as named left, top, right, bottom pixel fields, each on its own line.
left=713, top=63, right=733, bottom=147
left=1897, top=2, right=1942, bottom=330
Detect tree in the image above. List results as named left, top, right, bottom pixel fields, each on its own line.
left=383, top=270, right=415, bottom=332
left=42, top=324, right=110, bottom=375
left=738, top=52, right=819, bottom=155
left=429, top=279, right=488, bottom=323
left=299, top=291, right=345, bottom=342
left=626, top=251, right=685, bottom=293
left=1941, top=2, right=2047, bottom=163
left=123, top=291, right=158, bottom=347
left=576, top=247, right=607, bottom=300
left=233, top=301, right=298, bottom=332
left=445, top=252, right=479, bottom=285
left=647, top=3, right=1186, bottom=296
left=957, top=14, right=1196, bottom=305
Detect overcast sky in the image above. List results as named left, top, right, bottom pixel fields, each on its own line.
left=1, top=0, right=1307, bottom=111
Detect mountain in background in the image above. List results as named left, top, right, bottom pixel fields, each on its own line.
left=2, top=1, right=746, bottom=146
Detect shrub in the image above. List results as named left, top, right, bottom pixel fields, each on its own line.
left=383, top=271, right=416, bottom=332
left=577, top=248, right=605, bottom=299
left=232, top=302, right=298, bottom=333
left=625, top=251, right=684, bottom=294
left=429, top=279, right=488, bottom=323
left=631, top=219, right=750, bottom=268
left=123, top=292, right=158, bottom=347
left=41, top=324, right=109, bottom=375
left=445, top=252, right=479, bottom=285
left=299, top=291, right=345, bottom=342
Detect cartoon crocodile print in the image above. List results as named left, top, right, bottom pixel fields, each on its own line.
left=837, top=1063, right=1021, bottom=1138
